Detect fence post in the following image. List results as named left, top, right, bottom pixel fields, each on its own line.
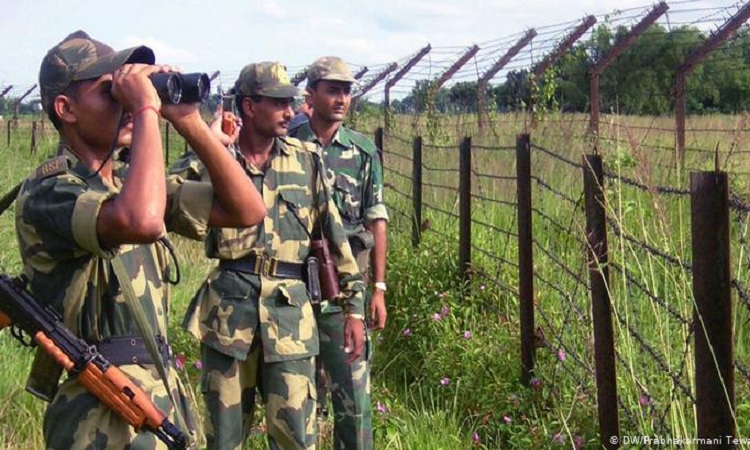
left=459, top=137, right=471, bottom=278
left=30, top=121, right=37, bottom=154
left=516, top=133, right=535, bottom=386
left=375, top=127, right=384, bottom=163
left=690, top=171, right=735, bottom=447
left=6, top=119, right=10, bottom=147
left=582, top=154, right=619, bottom=449
left=411, top=136, right=423, bottom=247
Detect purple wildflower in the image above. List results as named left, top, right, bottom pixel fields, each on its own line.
left=440, top=377, right=451, bottom=386
left=472, top=431, right=481, bottom=445
left=403, top=328, right=412, bottom=337
left=530, top=378, right=542, bottom=390
left=552, top=432, right=565, bottom=444
left=432, top=313, right=442, bottom=321
left=194, top=360, right=203, bottom=370
left=441, top=304, right=451, bottom=316
left=503, top=415, right=512, bottom=424
left=463, top=330, right=473, bottom=339
left=174, top=354, right=186, bottom=370
left=557, top=348, right=567, bottom=362
left=376, top=402, right=388, bottom=414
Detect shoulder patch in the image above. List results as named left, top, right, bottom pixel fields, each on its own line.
left=36, top=156, right=69, bottom=179
left=346, top=129, right=378, bottom=156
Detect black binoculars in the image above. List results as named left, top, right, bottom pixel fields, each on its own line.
left=150, top=72, right=211, bottom=104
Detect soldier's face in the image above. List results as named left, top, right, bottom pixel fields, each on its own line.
left=247, top=96, right=294, bottom=138
left=309, top=81, right=351, bottom=123
left=65, top=75, right=133, bottom=149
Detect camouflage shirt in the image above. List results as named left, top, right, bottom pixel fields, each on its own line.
left=287, top=122, right=388, bottom=237
left=15, top=146, right=214, bottom=342
left=169, top=136, right=365, bottom=362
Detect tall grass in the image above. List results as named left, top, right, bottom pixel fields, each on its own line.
left=368, top=109, right=750, bottom=447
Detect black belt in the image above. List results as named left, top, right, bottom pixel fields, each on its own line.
left=96, top=335, right=171, bottom=367
left=219, top=254, right=306, bottom=280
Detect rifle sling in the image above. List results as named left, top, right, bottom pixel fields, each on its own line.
left=110, top=255, right=192, bottom=446
left=0, top=182, right=22, bottom=216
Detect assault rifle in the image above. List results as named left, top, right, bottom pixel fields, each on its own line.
left=0, top=274, right=186, bottom=450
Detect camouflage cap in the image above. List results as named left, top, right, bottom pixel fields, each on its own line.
left=306, top=56, right=356, bottom=86
left=39, top=30, right=155, bottom=114
left=233, top=62, right=302, bottom=98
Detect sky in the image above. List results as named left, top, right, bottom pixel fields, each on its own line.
left=0, top=0, right=735, bottom=101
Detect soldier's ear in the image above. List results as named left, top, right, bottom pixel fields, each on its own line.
left=241, top=97, right=254, bottom=118
left=53, top=95, right=77, bottom=125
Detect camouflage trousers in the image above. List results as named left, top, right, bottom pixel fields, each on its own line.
left=44, top=363, right=196, bottom=450
left=316, top=305, right=373, bottom=450
left=200, top=341, right=317, bottom=450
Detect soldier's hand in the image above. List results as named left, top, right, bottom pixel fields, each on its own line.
left=369, top=289, right=387, bottom=330
left=343, top=315, right=365, bottom=364
left=112, top=63, right=161, bottom=113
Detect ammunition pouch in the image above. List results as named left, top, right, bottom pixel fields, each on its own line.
left=26, top=349, right=64, bottom=402
left=348, top=230, right=375, bottom=277
left=311, top=239, right=341, bottom=300
left=348, top=230, right=375, bottom=254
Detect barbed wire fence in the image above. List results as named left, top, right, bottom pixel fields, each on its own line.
left=348, top=2, right=750, bottom=446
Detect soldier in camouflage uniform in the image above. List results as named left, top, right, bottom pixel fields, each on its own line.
left=15, top=31, right=265, bottom=449
left=170, top=62, right=366, bottom=450
left=288, top=56, right=389, bottom=450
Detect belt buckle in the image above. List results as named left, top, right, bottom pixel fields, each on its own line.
left=259, top=257, right=277, bottom=277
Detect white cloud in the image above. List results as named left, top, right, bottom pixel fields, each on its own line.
left=256, top=0, right=288, bottom=19
left=122, top=36, right=197, bottom=64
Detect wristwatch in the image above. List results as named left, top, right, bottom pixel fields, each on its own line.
left=374, top=282, right=387, bottom=292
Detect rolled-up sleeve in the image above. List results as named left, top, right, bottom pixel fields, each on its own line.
left=166, top=175, right=214, bottom=241
left=71, top=188, right=117, bottom=258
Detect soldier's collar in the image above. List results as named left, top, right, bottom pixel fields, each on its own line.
left=332, top=126, right=354, bottom=148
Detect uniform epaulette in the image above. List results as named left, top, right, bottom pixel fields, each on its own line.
left=279, top=135, right=303, bottom=149
left=281, top=135, right=318, bottom=154
left=35, top=155, right=70, bottom=179
left=345, top=129, right=378, bottom=156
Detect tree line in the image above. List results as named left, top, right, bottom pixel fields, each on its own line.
left=386, top=24, right=750, bottom=116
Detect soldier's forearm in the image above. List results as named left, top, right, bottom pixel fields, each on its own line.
left=368, top=219, right=388, bottom=283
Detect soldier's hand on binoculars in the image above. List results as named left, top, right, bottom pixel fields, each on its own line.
left=112, top=63, right=162, bottom=113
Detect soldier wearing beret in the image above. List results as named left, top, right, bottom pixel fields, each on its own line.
left=170, top=61, right=366, bottom=450
left=15, top=31, right=265, bottom=449
left=288, top=56, right=389, bottom=450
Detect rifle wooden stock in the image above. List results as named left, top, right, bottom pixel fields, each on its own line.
left=0, top=275, right=186, bottom=449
